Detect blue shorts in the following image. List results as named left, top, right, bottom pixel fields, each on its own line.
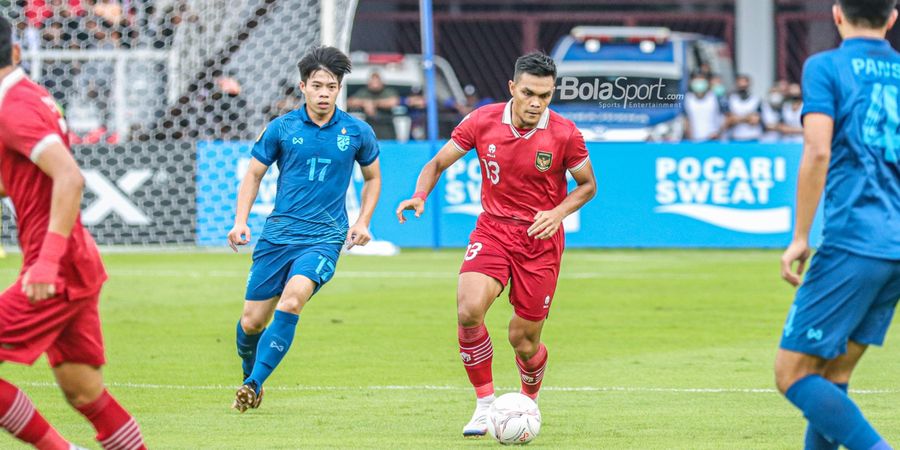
left=780, top=246, right=900, bottom=359
left=244, top=239, right=342, bottom=301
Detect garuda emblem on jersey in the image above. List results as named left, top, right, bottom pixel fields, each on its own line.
left=337, top=134, right=350, bottom=152
left=535, top=151, right=552, bottom=172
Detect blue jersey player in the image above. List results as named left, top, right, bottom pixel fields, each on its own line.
left=226, top=46, right=382, bottom=412
left=776, top=1, right=899, bottom=449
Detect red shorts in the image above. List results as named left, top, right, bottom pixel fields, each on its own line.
left=459, top=213, right=565, bottom=321
left=0, top=280, right=105, bottom=367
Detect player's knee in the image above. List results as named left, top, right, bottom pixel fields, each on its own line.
left=508, top=330, right=538, bottom=358
left=240, top=313, right=267, bottom=335
left=774, top=360, right=810, bottom=395
left=60, top=382, right=103, bottom=408
left=456, top=303, right=484, bottom=327
left=277, top=294, right=307, bottom=315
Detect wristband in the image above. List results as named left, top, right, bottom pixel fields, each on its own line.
left=28, top=231, right=68, bottom=284
left=412, top=191, right=428, bottom=202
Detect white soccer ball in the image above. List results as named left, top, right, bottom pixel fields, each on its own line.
left=486, top=393, right=541, bottom=445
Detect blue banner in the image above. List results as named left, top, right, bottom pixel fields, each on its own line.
left=196, top=141, right=821, bottom=248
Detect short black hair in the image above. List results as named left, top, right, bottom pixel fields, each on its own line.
left=297, top=46, right=351, bottom=83
left=513, top=52, right=556, bottom=81
left=838, top=0, right=898, bottom=28
left=0, top=16, right=12, bottom=69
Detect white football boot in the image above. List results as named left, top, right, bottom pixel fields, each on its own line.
left=462, top=395, right=495, bottom=437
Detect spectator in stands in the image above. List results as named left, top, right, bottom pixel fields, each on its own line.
left=92, top=0, right=123, bottom=25
left=206, top=74, right=249, bottom=140
left=779, top=83, right=803, bottom=142
left=683, top=72, right=724, bottom=142
left=41, top=20, right=65, bottom=48
left=402, top=85, right=426, bottom=140
left=452, top=84, right=494, bottom=116
left=264, top=83, right=302, bottom=122
left=761, top=85, right=785, bottom=142
left=709, top=74, right=729, bottom=113
left=725, top=74, right=763, bottom=142
left=347, top=71, right=400, bottom=139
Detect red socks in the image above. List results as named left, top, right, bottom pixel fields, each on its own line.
left=516, top=343, right=548, bottom=400
left=75, top=390, right=146, bottom=450
left=0, top=379, right=69, bottom=450
left=458, top=324, right=494, bottom=398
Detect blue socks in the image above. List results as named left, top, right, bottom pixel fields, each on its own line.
left=803, top=382, right=848, bottom=450
left=236, top=321, right=264, bottom=378
left=246, top=311, right=300, bottom=392
left=786, top=375, right=888, bottom=450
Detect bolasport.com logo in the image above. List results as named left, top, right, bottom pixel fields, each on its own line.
left=653, top=156, right=791, bottom=234
left=555, top=76, right=684, bottom=109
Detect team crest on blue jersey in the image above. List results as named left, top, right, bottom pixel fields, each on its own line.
left=337, top=134, right=350, bottom=152
left=535, top=151, right=552, bottom=172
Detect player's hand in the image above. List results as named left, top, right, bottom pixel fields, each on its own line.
left=780, top=240, right=811, bottom=287
left=346, top=222, right=372, bottom=250
left=396, top=198, right=425, bottom=224
left=21, top=268, right=57, bottom=303
left=528, top=209, right=565, bottom=240
left=227, top=223, right=252, bottom=252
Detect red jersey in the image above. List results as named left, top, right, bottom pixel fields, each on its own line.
left=451, top=101, right=590, bottom=223
left=0, top=68, right=106, bottom=300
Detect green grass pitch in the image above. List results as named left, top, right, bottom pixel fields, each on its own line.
left=0, top=249, right=898, bottom=449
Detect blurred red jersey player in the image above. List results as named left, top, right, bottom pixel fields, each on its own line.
left=0, top=16, right=145, bottom=450
left=396, top=52, right=596, bottom=437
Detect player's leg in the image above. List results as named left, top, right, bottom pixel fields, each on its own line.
left=236, top=244, right=340, bottom=412
left=799, top=341, right=868, bottom=450
left=236, top=239, right=286, bottom=383
left=236, top=297, right=278, bottom=380
left=457, top=230, right=509, bottom=437
left=508, top=315, right=547, bottom=400
left=457, top=272, right=503, bottom=437
left=507, top=233, right=562, bottom=402
left=48, top=299, right=146, bottom=450
left=0, top=375, right=71, bottom=449
left=0, top=288, right=86, bottom=449
left=52, top=364, right=145, bottom=450
left=775, top=248, right=893, bottom=450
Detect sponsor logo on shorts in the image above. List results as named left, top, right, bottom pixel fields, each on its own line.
left=806, top=328, right=824, bottom=341
left=535, top=151, right=553, bottom=172
left=543, top=296, right=551, bottom=309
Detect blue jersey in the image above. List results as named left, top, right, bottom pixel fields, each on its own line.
left=251, top=105, right=379, bottom=245
left=802, top=38, right=900, bottom=259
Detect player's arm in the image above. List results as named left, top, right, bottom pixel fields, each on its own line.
left=23, top=143, right=85, bottom=302
left=346, top=159, right=381, bottom=249
left=395, top=140, right=467, bottom=223
left=528, top=160, right=597, bottom=240
left=227, top=157, right=268, bottom=252
left=781, top=113, right=832, bottom=287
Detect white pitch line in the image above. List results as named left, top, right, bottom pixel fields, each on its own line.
left=0, top=268, right=713, bottom=280
left=17, top=381, right=900, bottom=395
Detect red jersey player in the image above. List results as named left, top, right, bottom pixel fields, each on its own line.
left=396, top=52, right=596, bottom=437
left=0, top=17, right=145, bottom=450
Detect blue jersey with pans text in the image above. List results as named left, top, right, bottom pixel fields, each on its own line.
left=251, top=105, right=379, bottom=245
left=802, top=38, right=900, bottom=259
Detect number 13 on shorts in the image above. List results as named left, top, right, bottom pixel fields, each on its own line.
left=465, top=242, right=483, bottom=261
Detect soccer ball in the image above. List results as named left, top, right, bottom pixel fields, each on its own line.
left=485, top=393, right=541, bottom=445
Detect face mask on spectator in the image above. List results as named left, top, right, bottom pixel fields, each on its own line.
left=691, top=79, right=709, bottom=94
left=737, top=88, right=751, bottom=100
left=768, top=92, right=784, bottom=108
left=713, top=84, right=726, bottom=97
